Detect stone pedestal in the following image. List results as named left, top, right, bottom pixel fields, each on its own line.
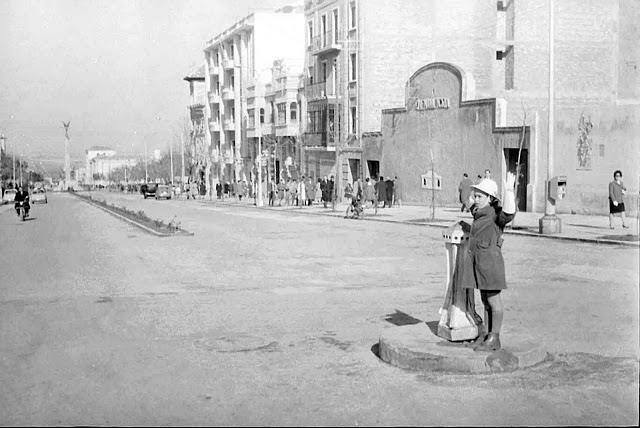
left=539, top=214, right=562, bottom=234
left=379, top=323, right=548, bottom=374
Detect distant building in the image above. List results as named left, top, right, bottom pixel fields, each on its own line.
left=85, top=146, right=137, bottom=185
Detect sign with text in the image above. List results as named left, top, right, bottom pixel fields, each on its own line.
left=415, top=97, right=450, bottom=111
left=421, top=172, right=442, bottom=190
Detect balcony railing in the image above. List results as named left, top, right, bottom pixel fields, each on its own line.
left=209, top=65, right=220, bottom=75
left=348, top=82, right=357, bottom=99
left=223, top=118, right=235, bottom=131
left=209, top=92, right=221, bottom=104
left=222, top=58, right=235, bottom=69
left=221, top=87, right=235, bottom=100
left=311, top=30, right=342, bottom=55
left=304, top=82, right=338, bottom=101
left=209, top=120, right=221, bottom=132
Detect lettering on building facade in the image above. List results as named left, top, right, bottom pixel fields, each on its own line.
left=414, top=97, right=450, bottom=111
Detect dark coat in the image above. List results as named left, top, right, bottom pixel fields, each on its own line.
left=385, top=179, right=394, bottom=200
left=375, top=180, right=386, bottom=200
left=456, top=204, right=515, bottom=290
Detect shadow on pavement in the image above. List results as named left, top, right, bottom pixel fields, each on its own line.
left=384, top=310, right=423, bottom=326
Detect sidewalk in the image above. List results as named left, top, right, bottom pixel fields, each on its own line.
left=201, top=197, right=640, bottom=247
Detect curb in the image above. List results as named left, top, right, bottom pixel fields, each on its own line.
left=72, top=193, right=191, bottom=237
left=201, top=200, right=639, bottom=247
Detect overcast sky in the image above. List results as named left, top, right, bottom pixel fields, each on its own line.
left=0, top=0, right=294, bottom=167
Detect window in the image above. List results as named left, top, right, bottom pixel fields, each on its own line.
left=321, top=15, right=327, bottom=46
left=259, top=108, right=265, bottom=124
left=308, top=21, right=313, bottom=46
left=350, top=2, right=356, bottom=28
left=230, top=75, right=235, bottom=90
left=350, top=53, right=357, bottom=81
left=308, top=67, right=314, bottom=85
left=247, top=109, right=255, bottom=128
left=270, top=102, right=275, bottom=123
left=504, top=46, right=514, bottom=90
left=350, top=106, right=357, bottom=134
left=231, top=106, right=235, bottom=121
left=333, top=9, right=339, bottom=43
left=277, top=103, right=287, bottom=124
left=290, top=102, right=297, bottom=121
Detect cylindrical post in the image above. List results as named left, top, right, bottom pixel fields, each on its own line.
left=144, top=140, right=148, bottom=183
left=546, top=0, right=555, bottom=217
left=170, top=141, right=174, bottom=189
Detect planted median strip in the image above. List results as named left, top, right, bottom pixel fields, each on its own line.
left=71, top=191, right=193, bottom=237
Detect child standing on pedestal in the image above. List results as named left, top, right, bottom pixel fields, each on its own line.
left=457, top=172, right=516, bottom=351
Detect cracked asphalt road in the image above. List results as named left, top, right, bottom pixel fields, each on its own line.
left=0, top=192, right=637, bottom=426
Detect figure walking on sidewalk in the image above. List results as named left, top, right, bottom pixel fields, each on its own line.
left=456, top=172, right=516, bottom=352
left=609, top=170, right=629, bottom=229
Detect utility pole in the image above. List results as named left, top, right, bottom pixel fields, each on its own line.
left=539, top=0, right=561, bottom=234
left=430, top=148, right=435, bottom=221
left=180, top=133, right=185, bottom=188
left=257, top=133, right=263, bottom=207
left=144, top=140, right=148, bottom=183
left=169, top=140, right=174, bottom=189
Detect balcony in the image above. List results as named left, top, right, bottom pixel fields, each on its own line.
left=209, top=65, right=220, bottom=75
left=304, top=82, right=338, bottom=102
left=208, top=92, right=221, bottom=104
left=221, top=87, right=235, bottom=100
left=276, top=121, right=300, bottom=137
left=348, top=82, right=357, bottom=99
left=222, top=58, right=235, bottom=69
left=223, top=118, right=235, bottom=131
left=311, top=30, right=342, bottom=56
left=209, top=120, right=221, bottom=132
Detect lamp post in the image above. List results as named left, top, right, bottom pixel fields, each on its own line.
left=539, top=0, right=561, bottom=234
left=256, top=129, right=264, bottom=207
left=144, top=140, right=148, bottom=183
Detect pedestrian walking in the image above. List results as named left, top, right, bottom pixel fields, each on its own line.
left=216, top=182, right=222, bottom=200
left=315, top=178, right=322, bottom=204
left=458, top=172, right=473, bottom=212
left=298, top=176, right=307, bottom=207
left=268, top=179, right=275, bottom=206
left=363, top=177, right=376, bottom=209
left=277, top=180, right=285, bottom=206
left=457, top=172, right=516, bottom=352
left=305, top=177, right=315, bottom=206
left=385, top=176, right=394, bottom=208
left=321, top=176, right=330, bottom=208
left=609, top=170, right=630, bottom=229
left=375, top=176, right=386, bottom=209
left=393, top=175, right=402, bottom=207
left=328, top=175, right=336, bottom=210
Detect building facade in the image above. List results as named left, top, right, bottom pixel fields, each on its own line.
left=303, top=0, right=639, bottom=214
left=203, top=6, right=305, bottom=194
left=85, top=146, right=137, bottom=185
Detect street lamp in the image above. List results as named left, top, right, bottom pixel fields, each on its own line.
left=539, top=0, right=561, bottom=234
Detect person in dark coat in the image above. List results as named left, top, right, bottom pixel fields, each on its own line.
left=609, top=170, right=629, bottom=229
left=458, top=172, right=473, bottom=212
left=216, top=182, right=222, bottom=199
left=321, top=176, right=330, bottom=208
left=385, top=177, right=394, bottom=208
left=375, top=176, right=386, bottom=209
left=455, top=173, right=516, bottom=352
left=327, top=176, right=335, bottom=209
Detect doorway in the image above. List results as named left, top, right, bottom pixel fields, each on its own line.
left=367, top=160, right=379, bottom=179
left=348, top=158, right=361, bottom=183
left=504, top=148, right=528, bottom=211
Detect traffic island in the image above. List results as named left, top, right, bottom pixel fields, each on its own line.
left=378, top=322, right=549, bottom=374
left=70, top=191, right=193, bottom=237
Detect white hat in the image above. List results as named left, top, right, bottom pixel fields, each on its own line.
left=471, top=178, right=498, bottom=199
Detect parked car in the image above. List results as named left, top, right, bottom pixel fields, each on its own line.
left=31, top=188, right=47, bottom=204
left=155, top=184, right=171, bottom=200
left=2, top=189, right=17, bottom=204
left=140, top=183, right=157, bottom=199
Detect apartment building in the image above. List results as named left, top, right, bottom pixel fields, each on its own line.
left=183, top=65, right=207, bottom=185
left=301, top=0, right=448, bottom=197
left=203, top=6, right=304, bottom=194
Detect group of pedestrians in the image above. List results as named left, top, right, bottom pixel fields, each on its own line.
left=358, top=175, right=402, bottom=210
left=265, top=175, right=335, bottom=208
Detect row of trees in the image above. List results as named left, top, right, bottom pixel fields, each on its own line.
left=0, top=152, right=44, bottom=187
